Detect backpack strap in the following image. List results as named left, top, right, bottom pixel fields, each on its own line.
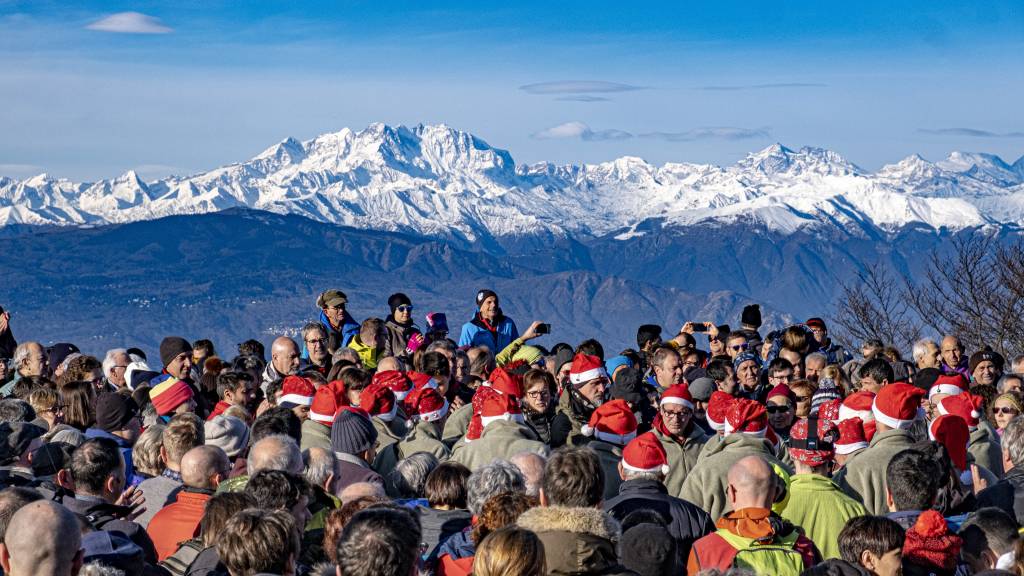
left=159, top=538, right=206, bottom=576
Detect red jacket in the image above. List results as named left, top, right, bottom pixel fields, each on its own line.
left=146, top=490, right=212, bottom=561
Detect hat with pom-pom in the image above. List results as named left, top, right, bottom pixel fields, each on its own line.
left=479, top=390, right=524, bottom=428
left=928, top=373, right=967, bottom=401
left=929, top=414, right=970, bottom=472
left=902, top=510, right=962, bottom=572
left=309, top=379, right=349, bottom=425
left=569, top=353, right=608, bottom=386
left=706, top=391, right=735, bottom=433
left=621, top=432, right=670, bottom=475
left=937, top=392, right=984, bottom=430
left=581, top=399, right=638, bottom=446
left=372, top=370, right=413, bottom=401
left=872, top=383, right=925, bottom=430
left=406, top=386, right=449, bottom=423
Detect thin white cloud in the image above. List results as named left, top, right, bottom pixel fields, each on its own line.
left=698, top=83, right=826, bottom=91
left=640, top=127, right=772, bottom=141
left=556, top=95, right=610, bottom=102
left=531, top=121, right=632, bottom=141
left=918, top=127, right=1024, bottom=138
left=0, top=163, right=42, bottom=177
left=520, top=81, right=644, bottom=95
left=86, top=12, right=172, bottom=34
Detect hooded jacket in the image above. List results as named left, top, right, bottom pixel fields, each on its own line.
left=778, top=473, right=866, bottom=560
left=320, top=309, right=359, bottom=353
left=347, top=336, right=383, bottom=371
left=449, top=419, right=548, bottom=472
left=832, top=428, right=915, bottom=515
left=679, top=434, right=792, bottom=522
left=517, top=506, right=635, bottom=576
left=652, top=421, right=709, bottom=498
left=687, top=507, right=820, bottom=575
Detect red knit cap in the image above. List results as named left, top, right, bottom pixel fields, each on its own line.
left=788, top=417, right=838, bottom=467
left=938, top=392, right=984, bottom=430
left=358, top=381, right=398, bottom=422
left=581, top=399, right=639, bottom=445
left=149, top=375, right=194, bottom=416
left=706, top=391, right=735, bottom=433
left=486, top=366, right=525, bottom=398
left=406, top=386, right=449, bottom=422
left=621, top=432, right=669, bottom=475
left=569, top=353, right=607, bottom=386
left=929, top=414, right=970, bottom=472
left=872, top=383, right=925, bottom=430
left=835, top=417, right=869, bottom=455
left=373, top=370, right=413, bottom=401
left=279, top=375, right=315, bottom=409
left=767, top=383, right=795, bottom=403
left=309, top=379, right=348, bottom=425
left=724, top=398, right=767, bottom=437
left=903, top=510, right=962, bottom=572
left=660, top=384, right=694, bottom=410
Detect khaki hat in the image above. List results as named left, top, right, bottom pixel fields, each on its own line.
left=317, top=289, right=348, bottom=308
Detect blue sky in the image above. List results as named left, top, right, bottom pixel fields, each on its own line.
left=1, top=1, right=1022, bottom=181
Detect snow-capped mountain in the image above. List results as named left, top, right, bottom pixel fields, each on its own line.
left=2, top=123, right=1023, bottom=242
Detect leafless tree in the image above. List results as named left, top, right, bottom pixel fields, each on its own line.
left=833, top=264, right=922, bottom=352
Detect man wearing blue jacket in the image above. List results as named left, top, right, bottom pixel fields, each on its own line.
left=458, top=289, right=518, bottom=353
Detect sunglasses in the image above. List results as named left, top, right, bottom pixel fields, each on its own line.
left=766, top=405, right=791, bottom=414
left=731, top=343, right=749, bottom=351
left=993, top=407, right=1020, bottom=416
left=794, top=395, right=811, bottom=403
left=396, top=305, right=414, bottom=312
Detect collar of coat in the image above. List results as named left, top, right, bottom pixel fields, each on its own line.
left=517, top=505, right=620, bottom=541
left=479, top=418, right=539, bottom=441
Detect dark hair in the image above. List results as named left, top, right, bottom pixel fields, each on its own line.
left=237, top=340, right=266, bottom=362
left=217, top=508, right=299, bottom=576
left=860, top=358, right=895, bottom=384
left=767, top=357, right=793, bottom=377
left=326, top=361, right=357, bottom=382
left=421, top=352, right=451, bottom=378
left=472, top=492, right=537, bottom=545
left=339, top=368, right=372, bottom=395
left=575, top=339, right=605, bottom=362
left=216, top=371, right=252, bottom=400
left=706, top=359, right=733, bottom=382
left=10, top=378, right=42, bottom=402
left=524, top=369, right=556, bottom=396
left=199, top=492, right=257, bottom=547
left=70, top=437, right=122, bottom=494
left=230, top=353, right=265, bottom=374
left=193, top=339, right=215, bottom=355
left=251, top=406, right=301, bottom=444
left=324, top=497, right=389, bottom=564
left=336, top=507, right=421, bottom=576
left=0, top=487, right=44, bottom=540
left=59, top=380, right=95, bottom=431
left=959, top=507, right=1019, bottom=561
left=619, top=509, right=667, bottom=532
left=0, top=399, right=35, bottom=423
left=885, top=449, right=940, bottom=511
left=245, top=469, right=310, bottom=511
left=542, top=447, right=604, bottom=507
left=838, top=516, right=905, bottom=564
left=651, top=346, right=680, bottom=370
left=425, top=462, right=471, bottom=509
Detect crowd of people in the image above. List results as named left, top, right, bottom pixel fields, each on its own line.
left=2, top=290, right=1024, bottom=576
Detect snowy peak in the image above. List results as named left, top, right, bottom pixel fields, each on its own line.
left=1, top=122, right=1023, bottom=241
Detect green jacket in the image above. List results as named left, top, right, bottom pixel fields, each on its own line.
left=970, top=423, right=1004, bottom=478
left=449, top=419, right=549, bottom=471
left=442, top=402, right=473, bottom=444
left=371, top=416, right=408, bottom=480
left=300, top=419, right=331, bottom=452
left=398, top=419, right=451, bottom=461
left=680, top=434, right=792, bottom=522
left=347, top=336, right=382, bottom=370
left=587, top=440, right=625, bottom=501
left=653, top=424, right=709, bottom=498
left=833, top=428, right=914, bottom=515
left=779, top=473, right=866, bottom=560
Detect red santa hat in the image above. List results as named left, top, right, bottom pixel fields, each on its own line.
left=928, top=373, right=967, bottom=401
left=465, top=386, right=500, bottom=442
left=789, top=417, right=838, bottom=467
left=479, top=391, right=524, bottom=428
left=724, top=398, right=767, bottom=437
left=839, top=391, right=876, bottom=423
left=835, top=417, right=869, bottom=455
left=581, top=399, right=639, bottom=445
left=706, top=391, right=735, bottom=433
left=569, top=353, right=608, bottom=386
left=872, top=383, right=926, bottom=430
left=937, top=392, right=984, bottom=430
left=621, top=432, right=670, bottom=475
left=373, top=370, right=413, bottom=401
left=309, top=379, right=349, bottom=425
left=818, top=399, right=842, bottom=423
left=407, top=371, right=438, bottom=391
left=278, top=375, right=315, bottom=409
left=660, top=384, right=694, bottom=410
left=485, top=366, right=525, bottom=398
left=929, top=414, right=970, bottom=472
left=358, top=381, right=398, bottom=422
left=406, top=386, right=449, bottom=423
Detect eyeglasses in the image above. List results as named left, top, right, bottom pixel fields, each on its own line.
left=994, top=407, right=1020, bottom=416
left=305, top=338, right=327, bottom=345
left=661, top=408, right=692, bottom=420
left=766, top=405, right=791, bottom=414
left=396, top=305, right=414, bottom=313
left=731, top=343, right=748, bottom=351
left=794, top=395, right=811, bottom=403
left=329, top=304, right=346, bottom=311
left=526, top=390, right=550, bottom=400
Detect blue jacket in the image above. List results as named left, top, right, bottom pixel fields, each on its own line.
left=84, top=428, right=140, bottom=485
left=458, top=313, right=518, bottom=352
left=319, top=309, right=360, bottom=353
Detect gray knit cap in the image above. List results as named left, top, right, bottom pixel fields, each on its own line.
left=330, top=409, right=378, bottom=455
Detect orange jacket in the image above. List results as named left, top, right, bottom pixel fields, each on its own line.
left=146, top=490, right=211, bottom=561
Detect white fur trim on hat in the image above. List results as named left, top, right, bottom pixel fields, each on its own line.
left=279, top=394, right=313, bottom=407
left=706, top=414, right=727, bottom=432
left=660, top=396, right=694, bottom=410
left=480, top=413, right=524, bottom=428
left=393, top=389, right=410, bottom=401
left=872, top=399, right=915, bottom=431
left=593, top=429, right=637, bottom=446
left=374, top=402, right=399, bottom=423
left=723, top=420, right=767, bottom=438
left=838, top=405, right=874, bottom=423
left=834, top=441, right=868, bottom=455
left=570, top=367, right=607, bottom=385
left=309, top=409, right=335, bottom=424
left=417, top=400, right=450, bottom=423
left=928, top=384, right=962, bottom=400
left=622, top=460, right=670, bottom=476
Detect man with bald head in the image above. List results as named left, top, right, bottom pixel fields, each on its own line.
left=510, top=451, right=546, bottom=497
left=376, top=356, right=402, bottom=373
left=1, top=501, right=83, bottom=576
left=941, top=335, right=969, bottom=378
left=262, top=336, right=301, bottom=391
left=146, top=445, right=230, bottom=560
left=687, top=455, right=821, bottom=574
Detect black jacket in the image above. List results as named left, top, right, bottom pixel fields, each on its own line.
left=62, top=495, right=159, bottom=565
left=603, top=478, right=714, bottom=566
left=976, top=465, right=1024, bottom=525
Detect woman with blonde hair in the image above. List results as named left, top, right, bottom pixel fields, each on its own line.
left=991, top=392, right=1023, bottom=435
left=473, top=527, right=545, bottom=576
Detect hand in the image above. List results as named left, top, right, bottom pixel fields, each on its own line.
left=521, top=321, right=545, bottom=341
left=706, top=323, right=719, bottom=338
left=681, top=322, right=695, bottom=334
left=404, top=332, right=425, bottom=355
left=256, top=399, right=274, bottom=417
left=451, top=395, right=466, bottom=410
left=971, top=464, right=988, bottom=495
left=0, top=311, right=8, bottom=334
left=115, top=485, right=146, bottom=521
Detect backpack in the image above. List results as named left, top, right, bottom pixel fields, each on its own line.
left=160, top=538, right=206, bottom=576
left=718, top=529, right=806, bottom=576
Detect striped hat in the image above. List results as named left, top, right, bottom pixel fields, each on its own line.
left=148, top=375, right=194, bottom=416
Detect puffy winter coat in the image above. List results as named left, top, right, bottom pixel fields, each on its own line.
left=970, top=422, right=1004, bottom=478
left=517, top=506, right=635, bottom=576
left=976, top=466, right=1024, bottom=525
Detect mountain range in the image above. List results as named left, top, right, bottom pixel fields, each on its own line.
left=1, top=123, right=1022, bottom=355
